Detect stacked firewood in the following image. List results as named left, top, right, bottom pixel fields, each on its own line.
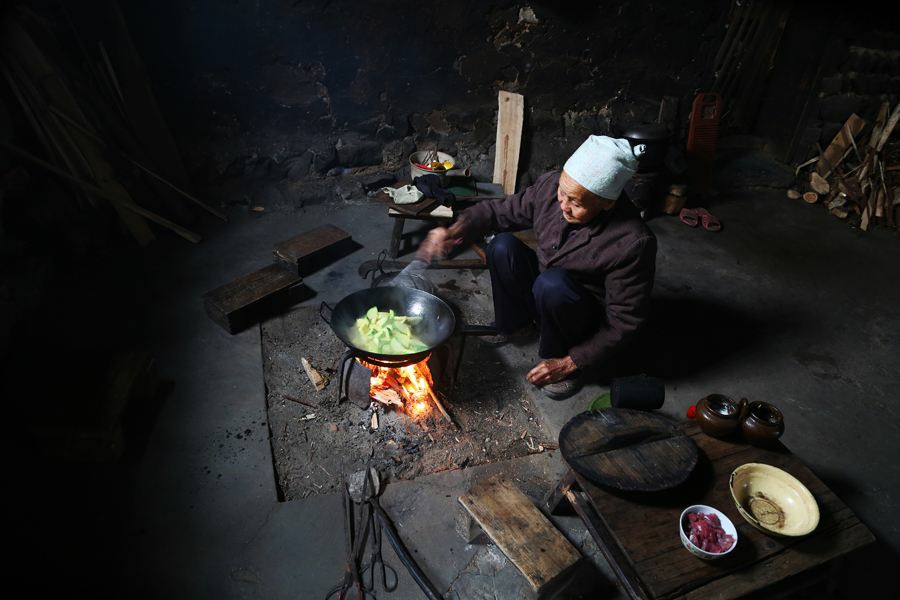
left=789, top=102, right=900, bottom=232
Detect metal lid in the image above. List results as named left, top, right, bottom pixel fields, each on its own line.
left=622, top=123, right=669, bottom=142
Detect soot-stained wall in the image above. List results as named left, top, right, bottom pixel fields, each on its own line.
left=122, top=1, right=727, bottom=189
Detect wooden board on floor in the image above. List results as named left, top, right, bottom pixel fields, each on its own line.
left=493, top=91, right=524, bottom=195
left=203, top=264, right=312, bottom=334
left=459, top=476, right=581, bottom=594
left=272, top=224, right=356, bottom=275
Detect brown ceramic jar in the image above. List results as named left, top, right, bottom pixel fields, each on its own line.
left=695, top=394, right=744, bottom=438
left=739, top=401, right=785, bottom=447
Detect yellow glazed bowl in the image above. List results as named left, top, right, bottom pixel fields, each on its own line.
left=729, top=463, right=820, bottom=537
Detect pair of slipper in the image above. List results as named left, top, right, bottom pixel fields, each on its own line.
left=679, top=207, right=722, bottom=231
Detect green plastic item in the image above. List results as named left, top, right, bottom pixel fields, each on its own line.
left=588, top=392, right=611, bottom=411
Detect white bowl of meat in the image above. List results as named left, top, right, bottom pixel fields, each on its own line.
left=679, top=504, right=738, bottom=559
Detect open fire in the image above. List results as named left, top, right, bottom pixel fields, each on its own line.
left=358, top=357, right=453, bottom=424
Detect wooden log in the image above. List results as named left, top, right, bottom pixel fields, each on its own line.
left=874, top=103, right=900, bottom=152
left=459, top=477, right=581, bottom=595
left=810, top=171, right=830, bottom=194
left=273, top=224, right=356, bottom=276
left=300, top=357, right=327, bottom=392
left=786, top=189, right=802, bottom=200
left=867, top=102, right=891, bottom=149
left=802, top=191, right=819, bottom=204
left=816, top=114, right=866, bottom=176
left=202, top=264, right=312, bottom=334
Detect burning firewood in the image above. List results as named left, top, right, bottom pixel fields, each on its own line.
left=372, top=388, right=403, bottom=407
left=361, top=358, right=458, bottom=428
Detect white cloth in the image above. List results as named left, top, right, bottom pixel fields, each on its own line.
left=380, top=185, right=423, bottom=204
left=563, top=135, right=642, bottom=200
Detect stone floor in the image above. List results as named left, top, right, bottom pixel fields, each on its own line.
left=11, top=161, right=900, bottom=598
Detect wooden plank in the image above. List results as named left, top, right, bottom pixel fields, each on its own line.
left=874, top=103, right=900, bottom=153
left=272, top=224, right=356, bottom=276
left=203, top=265, right=312, bottom=334
left=816, top=114, right=866, bottom=176
left=459, top=477, right=581, bottom=594
left=492, top=91, right=525, bottom=195
left=570, top=426, right=874, bottom=599
left=566, top=488, right=650, bottom=600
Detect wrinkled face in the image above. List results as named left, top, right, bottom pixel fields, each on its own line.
left=557, top=171, right=616, bottom=224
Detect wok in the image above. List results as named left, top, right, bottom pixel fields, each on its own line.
left=321, top=286, right=456, bottom=367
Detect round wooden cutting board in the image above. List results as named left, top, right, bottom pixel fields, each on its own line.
left=559, top=408, right=699, bottom=492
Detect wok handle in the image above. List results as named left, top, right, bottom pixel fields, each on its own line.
left=319, top=302, right=333, bottom=324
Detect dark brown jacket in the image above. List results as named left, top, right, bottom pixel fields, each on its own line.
left=459, top=170, right=656, bottom=368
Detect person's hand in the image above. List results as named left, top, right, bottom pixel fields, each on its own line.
left=526, top=356, right=577, bottom=386
left=417, top=221, right=466, bottom=262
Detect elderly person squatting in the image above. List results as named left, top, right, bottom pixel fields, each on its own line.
left=418, top=136, right=657, bottom=400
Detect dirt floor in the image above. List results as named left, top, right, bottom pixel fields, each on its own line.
left=261, top=274, right=554, bottom=500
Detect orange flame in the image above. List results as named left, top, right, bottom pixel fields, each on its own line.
left=360, top=358, right=435, bottom=418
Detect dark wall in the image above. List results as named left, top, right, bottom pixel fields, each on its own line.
left=121, top=0, right=728, bottom=186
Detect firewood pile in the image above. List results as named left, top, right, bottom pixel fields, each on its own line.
left=789, top=102, right=900, bottom=233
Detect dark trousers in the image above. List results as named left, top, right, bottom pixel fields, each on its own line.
left=487, top=233, right=601, bottom=360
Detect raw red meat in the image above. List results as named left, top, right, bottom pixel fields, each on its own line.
left=685, top=511, right=735, bottom=553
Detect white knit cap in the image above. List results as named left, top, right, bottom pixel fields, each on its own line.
left=563, top=135, right=641, bottom=200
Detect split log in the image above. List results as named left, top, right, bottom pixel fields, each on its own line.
left=300, top=357, right=327, bottom=392
left=874, top=104, right=900, bottom=153
left=817, top=114, right=866, bottom=176
left=372, top=389, right=402, bottom=407
left=810, top=171, right=830, bottom=194
left=867, top=102, right=891, bottom=149
left=830, top=207, right=849, bottom=219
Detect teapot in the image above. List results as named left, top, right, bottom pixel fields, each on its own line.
left=739, top=400, right=785, bottom=447
left=695, top=394, right=744, bottom=438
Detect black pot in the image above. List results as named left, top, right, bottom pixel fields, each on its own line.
left=623, top=124, right=669, bottom=173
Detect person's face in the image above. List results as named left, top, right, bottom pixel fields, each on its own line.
left=557, top=170, right=616, bottom=224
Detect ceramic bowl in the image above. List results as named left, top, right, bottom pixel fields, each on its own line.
left=729, top=463, right=819, bottom=537
left=679, top=504, right=738, bottom=559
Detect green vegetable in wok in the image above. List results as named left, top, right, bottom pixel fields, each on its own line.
left=351, top=306, right=428, bottom=354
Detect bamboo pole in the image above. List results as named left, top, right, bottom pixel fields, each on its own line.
left=49, top=105, right=228, bottom=222
left=1, top=140, right=201, bottom=243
